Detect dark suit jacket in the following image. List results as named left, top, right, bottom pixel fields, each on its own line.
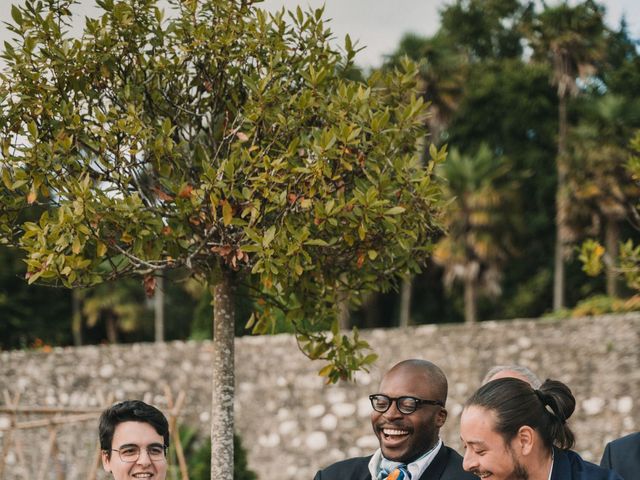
left=313, top=444, right=477, bottom=480
left=600, top=432, right=640, bottom=480
left=552, top=448, right=623, bottom=480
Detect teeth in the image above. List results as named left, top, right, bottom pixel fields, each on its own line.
left=383, top=428, right=408, bottom=436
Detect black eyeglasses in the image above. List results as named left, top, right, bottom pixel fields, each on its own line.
left=369, top=394, right=444, bottom=414
left=110, top=444, right=167, bottom=463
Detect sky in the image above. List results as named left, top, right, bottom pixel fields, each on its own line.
left=1, top=0, right=639, bottom=69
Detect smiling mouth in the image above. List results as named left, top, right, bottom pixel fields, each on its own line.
left=472, top=471, right=491, bottom=478
left=378, top=425, right=412, bottom=446
left=382, top=427, right=410, bottom=437
left=131, top=473, right=154, bottom=478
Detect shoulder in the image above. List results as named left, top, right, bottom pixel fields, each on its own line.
left=314, top=456, right=372, bottom=480
left=561, top=450, right=623, bottom=480
left=606, top=431, right=640, bottom=451
left=437, top=445, right=477, bottom=480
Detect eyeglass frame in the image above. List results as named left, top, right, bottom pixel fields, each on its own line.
left=369, top=394, right=444, bottom=415
left=108, top=443, right=168, bottom=463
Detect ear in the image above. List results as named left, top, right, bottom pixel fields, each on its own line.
left=435, top=407, right=448, bottom=428
left=101, top=450, right=112, bottom=473
left=514, top=425, right=535, bottom=456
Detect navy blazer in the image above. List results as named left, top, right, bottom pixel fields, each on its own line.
left=600, top=432, right=640, bottom=480
left=313, top=444, right=476, bottom=480
left=552, top=448, right=623, bottom=480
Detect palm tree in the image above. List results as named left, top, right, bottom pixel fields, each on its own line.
left=433, top=144, right=518, bottom=323
left=524, top=0, right=607, bottom=310
left=569, top=94, right=640, bottom=296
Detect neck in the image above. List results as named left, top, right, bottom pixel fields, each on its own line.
left=527, top=447, right=554, bottom=480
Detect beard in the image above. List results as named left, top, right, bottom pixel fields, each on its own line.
left=509, top=462, right=529, bottom=480
left=507, top=447, right=529, bottom=480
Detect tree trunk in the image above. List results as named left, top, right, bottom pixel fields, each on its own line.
left=362, top=293, right=380, bottom=328
left=210, top=270, right=235, bottom=480
left=154, top=273, right=165, bottom=343
left=464, top=275, right=477, bottom=324
left=553, top=93, right=569, bottom=311
left=71, top=289, right=82, bottom=346
left=337, top=289, right=350, bottom=330
left=604, top=217, right=620, bottom=298
left=105, top=313, right=118, bottom=344
left=398, top=276, right=413, bottom=327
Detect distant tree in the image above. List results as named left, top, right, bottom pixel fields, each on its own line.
left=384, top=31, right=468, bottom=327
left=0, top=0, right=445, bottom=477
left=433, top=144, right=518, bottom=323
left=581, top=131, right=640, bottom=296
left=386, top=32, right=467, bottom=145
left=569, top=93, right=640, bottom=297
left=439, top=0, right=530, bottom=61
left=0, top=245, right=72, bottom=349
left=524, top=0, right=608, bottom=310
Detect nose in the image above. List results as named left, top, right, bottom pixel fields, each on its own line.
left=462, top=449, right=477, bottom=472
left=383, top=400, right=404, bottom=420
left=136, top=448, right=152, bottom=465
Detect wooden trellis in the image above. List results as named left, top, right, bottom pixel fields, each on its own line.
left=0, top=388, right=188, bottom=480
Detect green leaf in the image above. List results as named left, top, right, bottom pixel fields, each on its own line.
left=263, top=225, right=276, bottom=247
left=304, top=238, right=329, bottom=247
left=385, top=206, right=406, bottom=215
left=97, top=242, right=107, bottom=257
left=28, top=121, right=38, bottom=139
left=222, top=201, right=233, bottom=226
left=11, top=5, right=22, bottom=25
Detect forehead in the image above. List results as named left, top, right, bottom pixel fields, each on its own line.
left=111, top=421, right=163, bottom=448
left=460, top=406, right=502, bottom=445
left=379, top=366, right=433, bottom=398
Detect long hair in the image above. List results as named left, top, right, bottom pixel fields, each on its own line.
left=465, top=377, right=575, bottom=450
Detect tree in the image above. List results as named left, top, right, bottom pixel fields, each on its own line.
left=384, top=32, right=467, bottom=327
left=439, top=0, right=530, bottom=62
left=524, top=0, right=607, bottom=311
left=433, top=144, right=518, bottom=323
left=581, top=130, right=640, bottom=297
left=0, top=0, right=445, bottom=477
left=568, top=93, right=640, bottom=297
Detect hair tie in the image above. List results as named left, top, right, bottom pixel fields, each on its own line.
left=534, top=389, right=566, bottom=424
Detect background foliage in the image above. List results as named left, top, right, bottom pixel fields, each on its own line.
left=1, top=0, right=639, bottom=348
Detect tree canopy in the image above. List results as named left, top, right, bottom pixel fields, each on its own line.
left=0, top=0, right=446, bottom=476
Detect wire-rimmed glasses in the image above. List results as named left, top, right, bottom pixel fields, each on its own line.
left=110, top=444, right=167, bottom=463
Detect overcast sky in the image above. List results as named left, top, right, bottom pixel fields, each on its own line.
left=1, top=0, right=638, bottom=69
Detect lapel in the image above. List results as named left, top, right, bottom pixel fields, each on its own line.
left=416, top=445, right=449, bottom=480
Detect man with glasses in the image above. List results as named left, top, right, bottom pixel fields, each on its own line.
left=314, top=359, right=475, bottom=480
left=99, top=400, right=169, bottom=480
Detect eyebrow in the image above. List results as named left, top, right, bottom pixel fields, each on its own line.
left=460, top=438, right=487, bottom=447
left=116, top=442, right=164, bottom=448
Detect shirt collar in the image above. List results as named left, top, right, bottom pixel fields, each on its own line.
left=368, top=439, right=443, bottom=479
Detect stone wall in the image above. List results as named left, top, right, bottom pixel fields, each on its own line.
left=0, top=313, right=638, bottom=479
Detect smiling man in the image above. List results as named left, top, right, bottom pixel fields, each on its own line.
left=314, top=359, right=475, bottom=480
left=460, top=378, right=622, bottom=480
left=99, top=400, right=169, bottom=480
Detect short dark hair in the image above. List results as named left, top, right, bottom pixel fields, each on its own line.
left=465, top=377, right=575, bottom=450
left=99, top=400, right=170, bottom=458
